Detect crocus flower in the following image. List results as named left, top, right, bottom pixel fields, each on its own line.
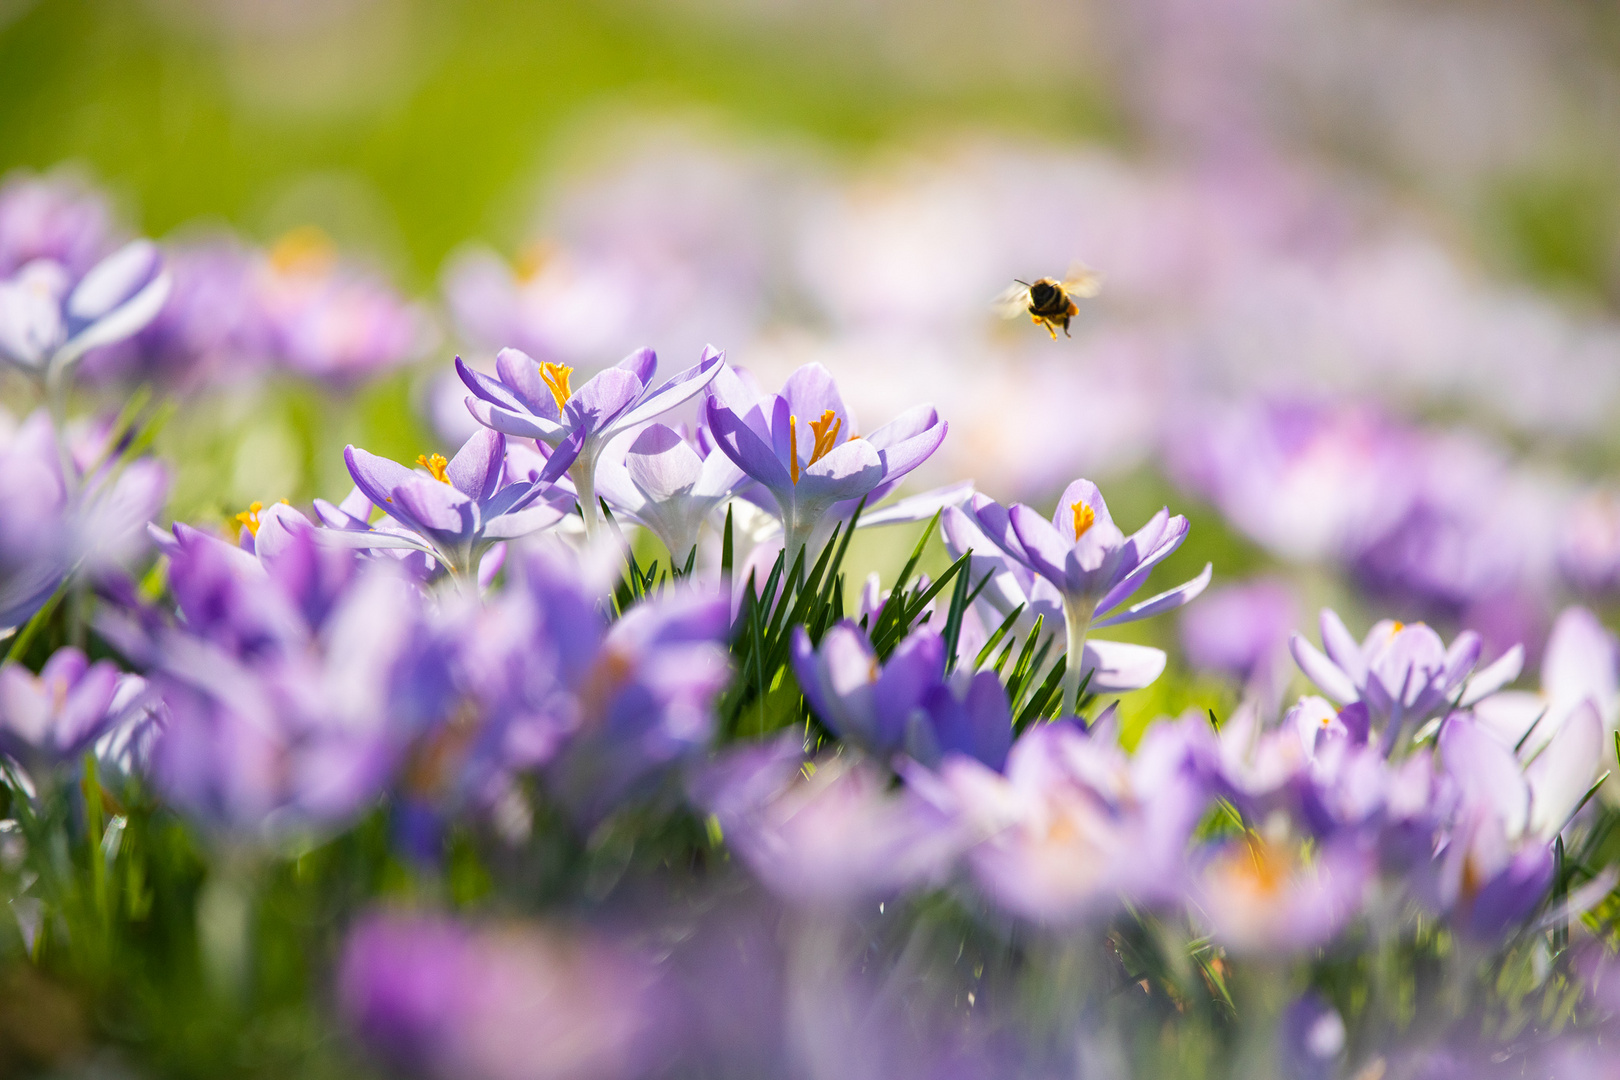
left=120, top=523, right=429, bottom=838
left=694, top=732, right=963, bottom=907
left=256, top=227, right=429, bottom=383
left=458, top=344, right=724, bottom=537
left=498, top=543, right=732, bottom=821
left=790, top=621, right=1016, bottom=772
left=922, top=717, right=1208, bottom=924
left=81, top=235, right=271, bottom=389
left=1290, top=609, right=1522, bottom=746
left=0, top=240, right=171, bottom=389
left=1432, top=711, right=1601, bottom=937
left=942, top=501, right=1170, bottom=695
left=1190, top=832, right=1370, bottom=954
left=595, top=421, right=746, bottom=562
left=1474, top=606, right=1618, bottom=758
left=0, top=170, right=117, bottom=279
left=704, top=362, right=946, bottom=560
left=0, top=647, right=132, bottom=772
left=0, top=408, right=169, bottom=633
left=341, top=427, right=575, bottom=582
left=967, top=481, right=1209, bottom=709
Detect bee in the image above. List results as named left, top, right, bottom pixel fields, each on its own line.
left=992, top=263, right=1101, bottom=339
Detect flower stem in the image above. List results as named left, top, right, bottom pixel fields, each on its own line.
left=1061, top=597, right=1095, bottom=714
left=572, top=459, right=600, bottom=542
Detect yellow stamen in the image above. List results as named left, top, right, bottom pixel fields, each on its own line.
left=807, top=409, right=843, bottom=466
left=234, top=501, right=265, bottom=537
left=538, top=361, right=573, bottom=413
left=1391, top=621, right=1405, bottom=634
left=789, top=414, right=800, bottom=486
left=416, top=453, right=451, bottom=484
left=1071, top=501, right=1096, bottom=539
left=267, top=225, right=337, bottom=276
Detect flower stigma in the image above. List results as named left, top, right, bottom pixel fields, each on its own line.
left=416, top=453, right=451, bottom=484
left=539, top=361, right=573, bottom=413
left=1071, top=501, right=1096, bottom=539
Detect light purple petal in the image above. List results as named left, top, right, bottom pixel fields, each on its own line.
left=1289, top=634, right=1358, bottom=705
left=1008, top=504, right=1071, bottom=586
left=612, top=348, right=725, bottom=431
left=493, top=347, right=561, bottom=419
left=1096, top=513, right=1189, bottom=616
left=566, top=368, right=643, bottom=434
left=465, top=397, right=565, bottom=443
left=706, top=398, right=793, bottom=493
left=1319, top=609, right=1367, bottom=688
left=344, top=445, right=417, bottom=515
left=795, top=438, right=884, bottom=502
left=456, top=355, right=524, bottom=412
left=870, top=410, right=946, bottom=482
left=1080, top=639, right=1167, bottom=693
left=446, top=428, right=505, bottom=502
left=1460, top=645, right=1525, bottom=707
left=1091, top=562, right=1212, bottom=627
left=393, top=476, right=477, bottom=540
left=1526, top=699, right=1603, bottom=840
left=616, top=346, right=658, bottom=386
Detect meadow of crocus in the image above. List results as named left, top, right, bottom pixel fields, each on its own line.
left=0, top=149, right=1618, bottom=1080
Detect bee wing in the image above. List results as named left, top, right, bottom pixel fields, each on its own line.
left=991, top=281, right=1032, bottom=319
left=1060, top=262, right=1102, bottom=298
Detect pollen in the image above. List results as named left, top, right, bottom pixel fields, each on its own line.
left=1391, top=621, right=1405, bottom=633
left=416, top=453, right=451, bottom=483
left=1071, top=500, right=1096, bottom=539
left=234, top=501, right=265, bottom=537
left=538, top=361, right=573, bottom=413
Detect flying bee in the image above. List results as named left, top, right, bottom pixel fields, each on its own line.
left=992, top=263, right=1101, bottom=339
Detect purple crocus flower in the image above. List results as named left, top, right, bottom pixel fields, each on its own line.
left=0, top=408, right=169, bottom=633
left=1432, top=708, right=1602, bottom=937
left=704, top=362, right=947, bottom=561
left=694, top=732, right=964, bottom=907
left=0, top=647, right=133, bottom=773
left=458, top=344, right=724, bottom=537
left=789, top=621, right=1013, bottom=771
left=920, top=716, right=1208, bottom=924
left=256, top=228, right=429, bottom=384
left=1190, top=831, right=1371, bottom=954
left=0, top=240, right=171, bottom=390
left=81, top=234, right=271, bottom=389
left=1474, top=605, right=1617, bottom=758
left=595, top=421, right=746, bottom=561
left=0, top=169, right=116, bottom=279
left=120, top=523, right=427, bottom=838
left=1290, top=609, right=1522, bottom=745
left=340, top=427, right=575, bottom=583
left=965, top=481, right=1210, bottom=708
left=494, top=543, right=732, bottom=821
left=942, top=501, right=1170, bottom=694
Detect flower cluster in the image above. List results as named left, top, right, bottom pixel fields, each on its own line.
left=0, top=164, right=1618, bottom=1080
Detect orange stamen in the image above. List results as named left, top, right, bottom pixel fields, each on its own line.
left=416, top=453, right=450, bottom=483
left=234, top=501, right=265, bottom=537
left=538, top=362, right=573, bottom=413
left=807, top=409, right=843, bottom=466
left=1071, top=501, right=1096, bottom=539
